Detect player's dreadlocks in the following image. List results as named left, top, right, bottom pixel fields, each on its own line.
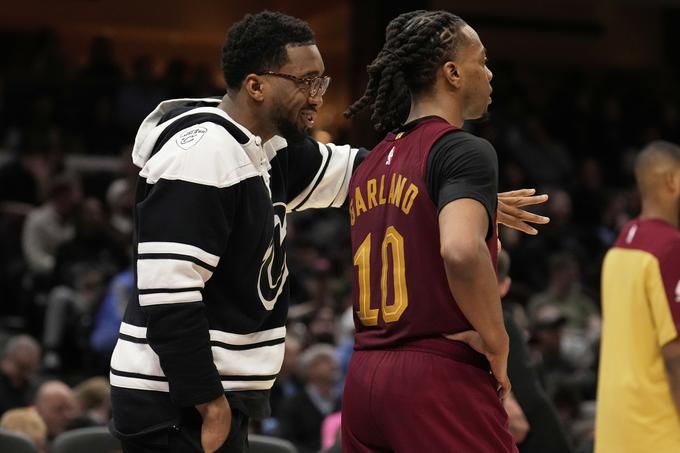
left=344, top=10, right=467, bottom=132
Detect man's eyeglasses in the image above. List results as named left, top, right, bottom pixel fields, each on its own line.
left=257, top=71, right=331, bottom=98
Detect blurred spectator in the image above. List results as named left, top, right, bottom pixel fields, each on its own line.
left=528, top=253, right=598, bottom=334
left=0, top=128, right=61, bottom=208
left=529, top=303, right=596, bottom=408
left=320, top=411, right=342, bottom=451
left=105, top=145, right=137, bottom=241
left=505, top=393, right=530, bottom=445
left=571, top=158, right=606, bottom=230
left=106, top=179, right=133, bottom=238
left=21, top=174, right=82, bottom=277
left=0, top=406, right=48, bottom=453
left=90, top=269, right=133, bottom=369
left=42, top=266, right=106, bottom=372
left=270, top=336, right=304, bottom=420
left=53, top=197, right=128, bottom=285
left=530, top=305, right=575, bottom=396
left=498, top=251, right=573, bottom=453
left=307, top=306, right=337, bottom=346
left=278, top=344, right=340, bottom=453
left=506, top=116, right=573, bottom=185
left=0, top=335, right=41, bottom=416
left=32, top=380, right=80, bottom=440
left=335, top=297, right=356, bottom=381
left=73, top=376, right=111, bottom=426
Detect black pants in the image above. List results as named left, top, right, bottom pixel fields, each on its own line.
left=120, top=408, right=249, bottom=453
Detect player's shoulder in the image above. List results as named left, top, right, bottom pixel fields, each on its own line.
left=616, top=218, right=680, bottom=263
left=651, top=223, right=680, bottom=267
left=436, top=130, right=494, bottom=152
left=141, top=112, right=260, bottom=189
left=431, top=130, right=496, bottom=165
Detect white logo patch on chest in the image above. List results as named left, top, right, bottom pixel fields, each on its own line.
left=177, top=127, right=207, bottom=150
left=386, top=147, right=395, bottom=165
left=625, top=224, right=638, bottom=244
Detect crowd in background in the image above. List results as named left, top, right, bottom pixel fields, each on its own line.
left=0, top=29, right=679, bottom=453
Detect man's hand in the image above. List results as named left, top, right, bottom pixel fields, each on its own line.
left=497, top=189, right=550, bottom=235
left=195, top=394, right=231, bottom=453
left=445, top=330, right=511, bottom=400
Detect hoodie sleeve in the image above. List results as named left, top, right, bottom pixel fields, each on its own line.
left=284, top=136, right=368, bottom=212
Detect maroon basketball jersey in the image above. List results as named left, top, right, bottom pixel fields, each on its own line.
left=349, top=117, right=498, bottom=350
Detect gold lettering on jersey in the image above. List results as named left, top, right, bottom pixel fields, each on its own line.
left=355, top=187, right=367, bottom=217
left=389, top=175, right=408, bottom=206
left=388, top=174, right=397, bottom=204
left=401, top=184, right=418, bottom=214
left=349, top=173, right=420, bottom=226
left=367, top=179, right=378, bottom=209
left=349, top=198, right=355, bottom=225
left=378, top=175, right=387, bottom=204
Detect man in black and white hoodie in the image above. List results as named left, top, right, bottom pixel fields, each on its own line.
left=110, top=12, right=361, bottom=453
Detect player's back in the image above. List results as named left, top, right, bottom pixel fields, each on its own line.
left=596, top=218, right=680, bottom=453
left=348, top=117, right=498, bottom=353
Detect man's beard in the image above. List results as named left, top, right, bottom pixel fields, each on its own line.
left=277, top=117, right=307, bottom=144
left=273, top=103, right=308, bottom=144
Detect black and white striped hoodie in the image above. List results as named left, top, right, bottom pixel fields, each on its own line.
left=110, top=98, right=363, bottom=437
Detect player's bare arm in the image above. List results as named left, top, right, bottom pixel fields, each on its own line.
left=438, top=197, right=510, bottom=399
left=662, top=337, right=680, bottom=417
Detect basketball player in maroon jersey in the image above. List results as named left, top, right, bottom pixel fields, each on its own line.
left=341, top=11, right=517, bottom=452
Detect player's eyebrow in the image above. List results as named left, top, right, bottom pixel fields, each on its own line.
left=301, top=70, right=322, bottom=78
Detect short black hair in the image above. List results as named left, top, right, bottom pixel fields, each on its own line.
left=222, top=11, right=316, bottom=89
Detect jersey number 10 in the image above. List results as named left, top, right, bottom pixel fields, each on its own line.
left=353, top=226, right=409, bottom=326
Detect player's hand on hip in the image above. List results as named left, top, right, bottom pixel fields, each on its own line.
left=488, top=351, right=511, bottom=400
left=195, top=394, right=232, bottom=453
left=497, top=188, right=550, bottom=235
left=444, top=330, right=511, bottom=399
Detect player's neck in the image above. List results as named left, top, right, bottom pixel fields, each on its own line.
left=640, top=200, right=679, bottom=228
left=218, top=93, right=276, bottom=143
left=405, top=96, right=464, bottom=129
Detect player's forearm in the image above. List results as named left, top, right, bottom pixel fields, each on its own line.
left=664, top=358, right=680, bottom=417
left=441, top=239, right=508, bottom=354
left=669, top=378, right=680, bottom=417
left=662, top=338, right=680, bottom=418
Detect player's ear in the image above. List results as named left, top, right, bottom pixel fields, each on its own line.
left=669, top=168, right=680, bottom=195
left=244, top=74, right=265, bottom=102
left=443, top=61, right=461, bottom=88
